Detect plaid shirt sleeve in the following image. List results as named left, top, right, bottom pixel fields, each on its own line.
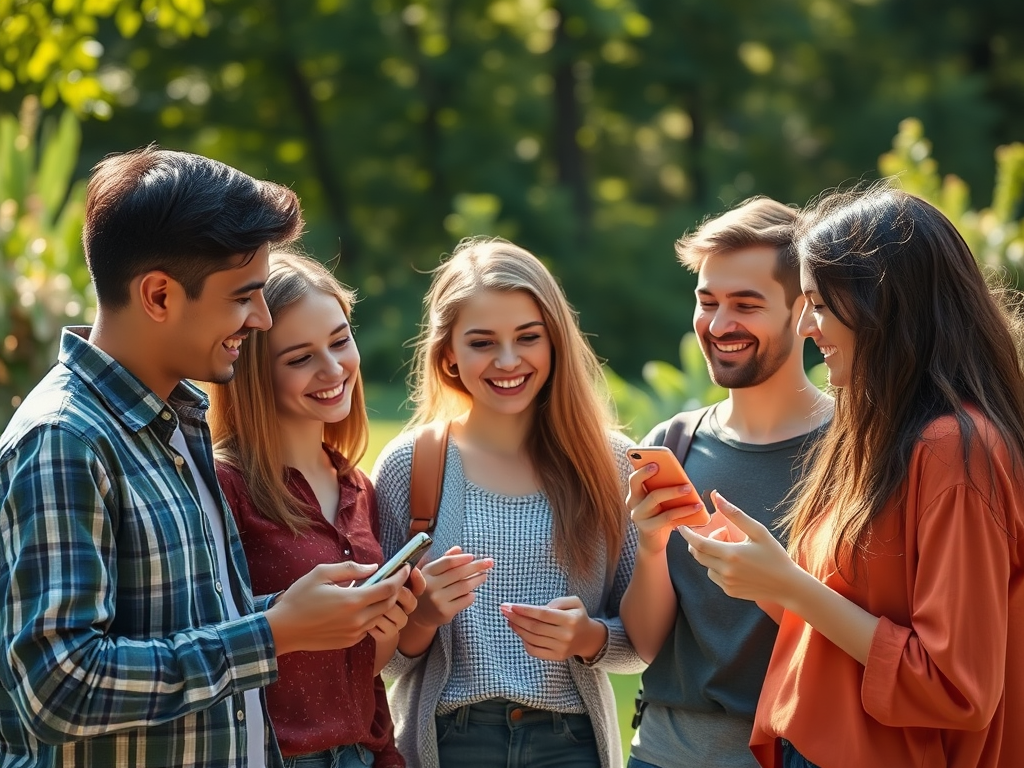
left=0, top=425, right=277, bottom=745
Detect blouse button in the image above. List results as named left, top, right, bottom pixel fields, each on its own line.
left=173, top=456, right=184, bottom=469
left=215, top=581, right=223, bottom=594
left=160, top=411, right=172, bottom=421
left=343, top=549, right=351, bottom=556
left=236, top=709, right=245, bottom=722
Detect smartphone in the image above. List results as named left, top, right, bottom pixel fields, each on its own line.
left=626, top=446, right=711, bottom=527
left=360, top=532, right=433, bottom=587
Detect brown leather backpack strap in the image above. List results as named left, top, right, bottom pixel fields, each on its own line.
left=408, top=421, right=450, bottom=538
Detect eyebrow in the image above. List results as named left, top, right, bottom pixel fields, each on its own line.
left=696, top=288, right=768, bottom=301
left=230, top=280, right=266, bottom=297
left=463, top=320, right=545, bottom=336
left=275, top=322, right=350, bottom=357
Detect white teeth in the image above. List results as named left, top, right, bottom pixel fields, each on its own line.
left=819, top=346, right=837, bottom=358
left=491, top=376, right=526, bottom=389
left=224, top=338, right=242, bottom=350
left=311, top=382, right=345, bottom=400
left=715, top=342, right=750, bottom=352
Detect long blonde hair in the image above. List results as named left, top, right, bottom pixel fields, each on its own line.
left=209, top=252, right=369, bottom=534
left=409, top=236, right=625, bottom=577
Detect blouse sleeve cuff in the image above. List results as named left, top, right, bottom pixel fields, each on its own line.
left=861, top=615, right=911, bottom=722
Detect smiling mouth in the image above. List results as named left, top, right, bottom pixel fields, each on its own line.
left=224, top=337, right=244, bottom=350
left=490, top=375, right=526, bottom=389
left=819, top=345, right=838, bottom=358
left=309, top=381, right=346, bottom=400
left=712, top=340, right=754, bottom=353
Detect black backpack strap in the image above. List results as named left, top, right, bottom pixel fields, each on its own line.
left=632, top=405, right=713, bottom=730
left=660, top=405, right=713, bottom=462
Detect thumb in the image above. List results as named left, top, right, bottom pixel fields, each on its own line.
left=547, top=595, right=583, bottom=612
left=710, top=490, right=755, bottom=541
left=320, top=561, right=377, bottom=583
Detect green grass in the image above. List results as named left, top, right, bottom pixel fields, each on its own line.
left=363, top=415, right=641, bottom=757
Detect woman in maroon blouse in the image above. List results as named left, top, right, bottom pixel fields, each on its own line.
left=209, top=252, right=419, bottom=768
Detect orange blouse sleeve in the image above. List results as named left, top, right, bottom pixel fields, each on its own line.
left=862, top=479, right=1013, bottom=730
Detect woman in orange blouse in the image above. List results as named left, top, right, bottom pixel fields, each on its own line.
left=681, top=185, right=1024, bottom=768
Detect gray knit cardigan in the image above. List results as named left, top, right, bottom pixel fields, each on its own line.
left=372, top=430, right=645, bottom=768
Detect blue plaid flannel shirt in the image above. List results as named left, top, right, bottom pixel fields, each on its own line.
left=0, top=328, right=282, bottom=768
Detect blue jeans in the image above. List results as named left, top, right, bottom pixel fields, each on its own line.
left=781, top=739, right=820, bottom=768
left=436, top=699, right=600, bottom=768
left=626, top=757, right=662, bottom=768
left=283, top=744, right=374, bottom=768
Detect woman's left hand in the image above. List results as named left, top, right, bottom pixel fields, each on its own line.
left=678, top=490, right=803, bottom=605
left=500, top=597, right=607, bottom=662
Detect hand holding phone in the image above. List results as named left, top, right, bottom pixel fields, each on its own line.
left=360, top=532, right=432, bottom=587
left=626, top=446, right=711, bottom=527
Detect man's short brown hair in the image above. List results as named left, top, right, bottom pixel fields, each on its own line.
left=675, top=196, right=800, bottom=304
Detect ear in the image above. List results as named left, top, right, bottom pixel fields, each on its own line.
left=137, top=271, right=185, bottom=323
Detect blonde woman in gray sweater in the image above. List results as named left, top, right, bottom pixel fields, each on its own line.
left=373, top=237, right=644, bottom=768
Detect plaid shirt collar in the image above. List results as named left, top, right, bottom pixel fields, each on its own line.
left=59, top=326, right=210, bottom=440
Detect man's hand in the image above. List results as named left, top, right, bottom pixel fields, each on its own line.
left=265, top=561, right=403, bottom=655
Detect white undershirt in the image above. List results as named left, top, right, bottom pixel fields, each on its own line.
left=170, top=428, right=266, bottom=768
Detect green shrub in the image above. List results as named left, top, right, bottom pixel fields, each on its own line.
left=0, top=97, right=93, bottom=426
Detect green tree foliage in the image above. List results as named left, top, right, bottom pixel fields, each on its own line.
left=880, top=117, right=1024, bottom=272
left=0, top=0, right=208, bottom=117
left=0, top=97, right=93, bottom=423
left=2, top=0, right=1024, bottom=426
left=70, top=0, right=1023, bottom=385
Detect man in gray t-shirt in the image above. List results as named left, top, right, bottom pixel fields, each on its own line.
left=620, top=197, right=832, bottom=768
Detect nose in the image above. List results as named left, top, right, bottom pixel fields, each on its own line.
left=317, top=352, right=345, bottom=378
left=707, top=307, right=737, bottom=338
left=796, top=300, right=816, bottom=339
left=495, top=344, right=520, bottom=370
left=248, top=291, right=273, bottom=331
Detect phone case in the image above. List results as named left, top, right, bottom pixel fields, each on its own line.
left=362, top=532, right=432, bottom=587
left=626, top=446, right=711, bottom=526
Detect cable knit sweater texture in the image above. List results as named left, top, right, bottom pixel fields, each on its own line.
left=372, top=430, right=644, bottom=768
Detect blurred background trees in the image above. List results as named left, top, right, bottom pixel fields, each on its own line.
left=2, top=0, right=1024, bottom=428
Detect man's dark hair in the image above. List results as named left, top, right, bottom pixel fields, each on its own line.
left=83, top=146, right=304, bottom=308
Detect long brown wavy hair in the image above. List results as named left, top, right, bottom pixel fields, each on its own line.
left=409, top=236, right=625, bottom=578
left=209, top=252, right=369, bottom=535
left=783, top=185, right=1024, bottom=570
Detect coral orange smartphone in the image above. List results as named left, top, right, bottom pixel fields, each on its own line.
left=626, top=446, right=711, bottom=527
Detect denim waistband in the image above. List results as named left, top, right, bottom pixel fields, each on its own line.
left=441, top=698, right=589, bottom=730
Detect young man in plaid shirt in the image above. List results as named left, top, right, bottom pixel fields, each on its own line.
left=0, top=147, right=417, bottom=768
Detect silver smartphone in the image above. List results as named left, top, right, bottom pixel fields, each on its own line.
left=360, top=532, right=432, bottom=587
